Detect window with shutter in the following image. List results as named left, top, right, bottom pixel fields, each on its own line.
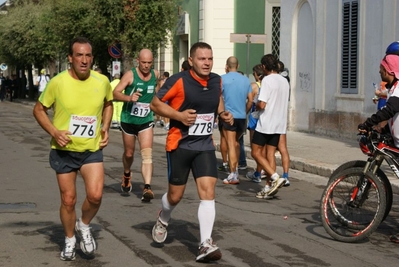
left=341, top=0, right=359, bottom=94
left=272, top=6, right=281, bottom=58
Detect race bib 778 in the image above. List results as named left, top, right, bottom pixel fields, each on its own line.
left=188, top=113, right=214, bottom=136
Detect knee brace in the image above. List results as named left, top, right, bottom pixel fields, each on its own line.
left=141, top=148, right=152, bottom=164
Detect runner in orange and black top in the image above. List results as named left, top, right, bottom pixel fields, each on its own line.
left=150, top=42, right=233, bottom=263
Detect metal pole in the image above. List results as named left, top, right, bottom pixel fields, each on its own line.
left=246, top=34, right=251, bottom=77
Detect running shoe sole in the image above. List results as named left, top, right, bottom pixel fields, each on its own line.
left=196, top=248, right=222, bottom=262
left=390, top=234, right=399, bottom=243
left=121, top=184, right=132, bottom=193
left=142, top=189, right=154, bottom=202
left=265, top=185, right=280, bottom=197
left=255, top=191, right=276, bottom=199
left=273, top=178, right=286, bottom=189
left=223, top=179, right=240, bottom=185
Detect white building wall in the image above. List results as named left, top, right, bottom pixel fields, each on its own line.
left=200, top=0, right=234, bottom=75
left=281, top=0, right=399, bottom=137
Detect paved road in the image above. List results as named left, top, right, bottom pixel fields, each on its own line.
left=1, top=101, right=399, bottom=267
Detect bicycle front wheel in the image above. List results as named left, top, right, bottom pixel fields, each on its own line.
left=328, top=160, right=392, bottom=221
left=320, top=167, right=386, bottom=243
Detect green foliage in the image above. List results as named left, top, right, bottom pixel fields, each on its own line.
left=0, top=0, right=180, bottom=68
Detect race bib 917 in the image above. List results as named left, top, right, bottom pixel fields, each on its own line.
left=68, top=115, right=97, bottom=138
left=188, top=113, right=214, bottom=136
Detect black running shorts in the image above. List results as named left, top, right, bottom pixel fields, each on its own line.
left=166, top=148, right=218, bottom=185
left=222, top=118, right=246, bottom=139
left=49, top=149, right=103, bottom=173
left=252, top=131, right=280, bottom=147
left=120, top=121, right=155, bottom=136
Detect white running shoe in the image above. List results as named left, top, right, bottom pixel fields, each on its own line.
left=256, top=185, right=276, bottom=199
left=223, top=172, right=240, bottom=184
left=196, top=238, right=222, bottom=263
left=60, top=240, right=76, bottom=261
left=75, top=222, right=97, bottom=256
left=152, top=210, right=168, bottom=243
left=272, top=177, right=286, bottom=189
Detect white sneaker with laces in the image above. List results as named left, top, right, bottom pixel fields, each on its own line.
left=256, top=185, right=276, bottom=199
left=196, top=238, right=222, bottom=262
left=223, top=172, right=240, bottom=184
left=75, top=222, right=97, bottom=256
left=152, top=210, right=168, bottom=243
left=272, top=177, right=286, bottom=189
left=60, top=240, right=76, bottom=261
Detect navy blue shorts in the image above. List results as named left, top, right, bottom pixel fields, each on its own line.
left=49, top=149, right=103, bottom=173
left=166, top=148, right=218, bottom=185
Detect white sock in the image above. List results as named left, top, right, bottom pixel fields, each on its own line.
left=160, top=193, right=175, bottom=224
left=198, top=199, right=215, bottom=244
left=78, top=218, right=89, bottom=229
left=65, top=235, right=76, bottom=244
left=271, top=173, right=279, bottom=181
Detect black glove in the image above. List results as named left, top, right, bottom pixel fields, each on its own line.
left=358, top=123, right=370, bottom=133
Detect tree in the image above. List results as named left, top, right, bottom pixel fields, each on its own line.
left=0, top=0, right=180, bottom=96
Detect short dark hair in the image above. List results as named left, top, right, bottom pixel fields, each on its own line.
left=68, top=37, right=91, bottom=56
left=163, top=71, right=170, bottom=78
left=260, top=54, right=279, bottom=72
left=190, top=42, right=212, bottom=57
left=277, top=61, right=285, bottom=73
left=252, top=64, right=264, bottom=79
left=181, top=60, right=191, bottom=71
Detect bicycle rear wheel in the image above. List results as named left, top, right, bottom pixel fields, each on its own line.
left=320, top=167, right=386, bottom=242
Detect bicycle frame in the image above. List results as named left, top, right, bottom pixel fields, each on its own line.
left=360, top=131, right=399, bottom=179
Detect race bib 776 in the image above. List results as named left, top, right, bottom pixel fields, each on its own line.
left=68, top=115, right=97, bottom=138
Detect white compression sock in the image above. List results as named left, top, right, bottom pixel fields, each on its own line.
left=160, top=193, right=175, bottom=224
left=198, top=199, right=216, bottom=244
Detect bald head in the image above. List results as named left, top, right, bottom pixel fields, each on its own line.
left=138, top=48, right=153, bottom=60
left=137, top=48, right=154, bottom=75
left=226, top=56, right=239, bottom=71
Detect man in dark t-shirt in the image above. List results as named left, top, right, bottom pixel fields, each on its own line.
left=150, top=42, right=233, bottom=263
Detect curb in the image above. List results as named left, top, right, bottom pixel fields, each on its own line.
left=215, top=143, right=335, bottom=178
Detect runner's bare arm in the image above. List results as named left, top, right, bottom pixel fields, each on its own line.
left=217, top=95, right=233, bottom=125
left=100, top=100, right=113, bottom=148
left=113, top=70, right=134, bottom=102
left=33, top=101, right=71, bottom=147
left=150, top=96, right=196, bottom=126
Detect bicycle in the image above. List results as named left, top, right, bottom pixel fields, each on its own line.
left=320, top=129, right=398, bottom=242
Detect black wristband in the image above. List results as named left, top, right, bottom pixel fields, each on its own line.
left=218, top=110, right=225, bottom=117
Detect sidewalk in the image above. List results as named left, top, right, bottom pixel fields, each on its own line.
left=152, top=124, right=399, bottom=191
left=14, top=98, right=399, bottom=190
left=153, top=125, right=362, bottom=177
